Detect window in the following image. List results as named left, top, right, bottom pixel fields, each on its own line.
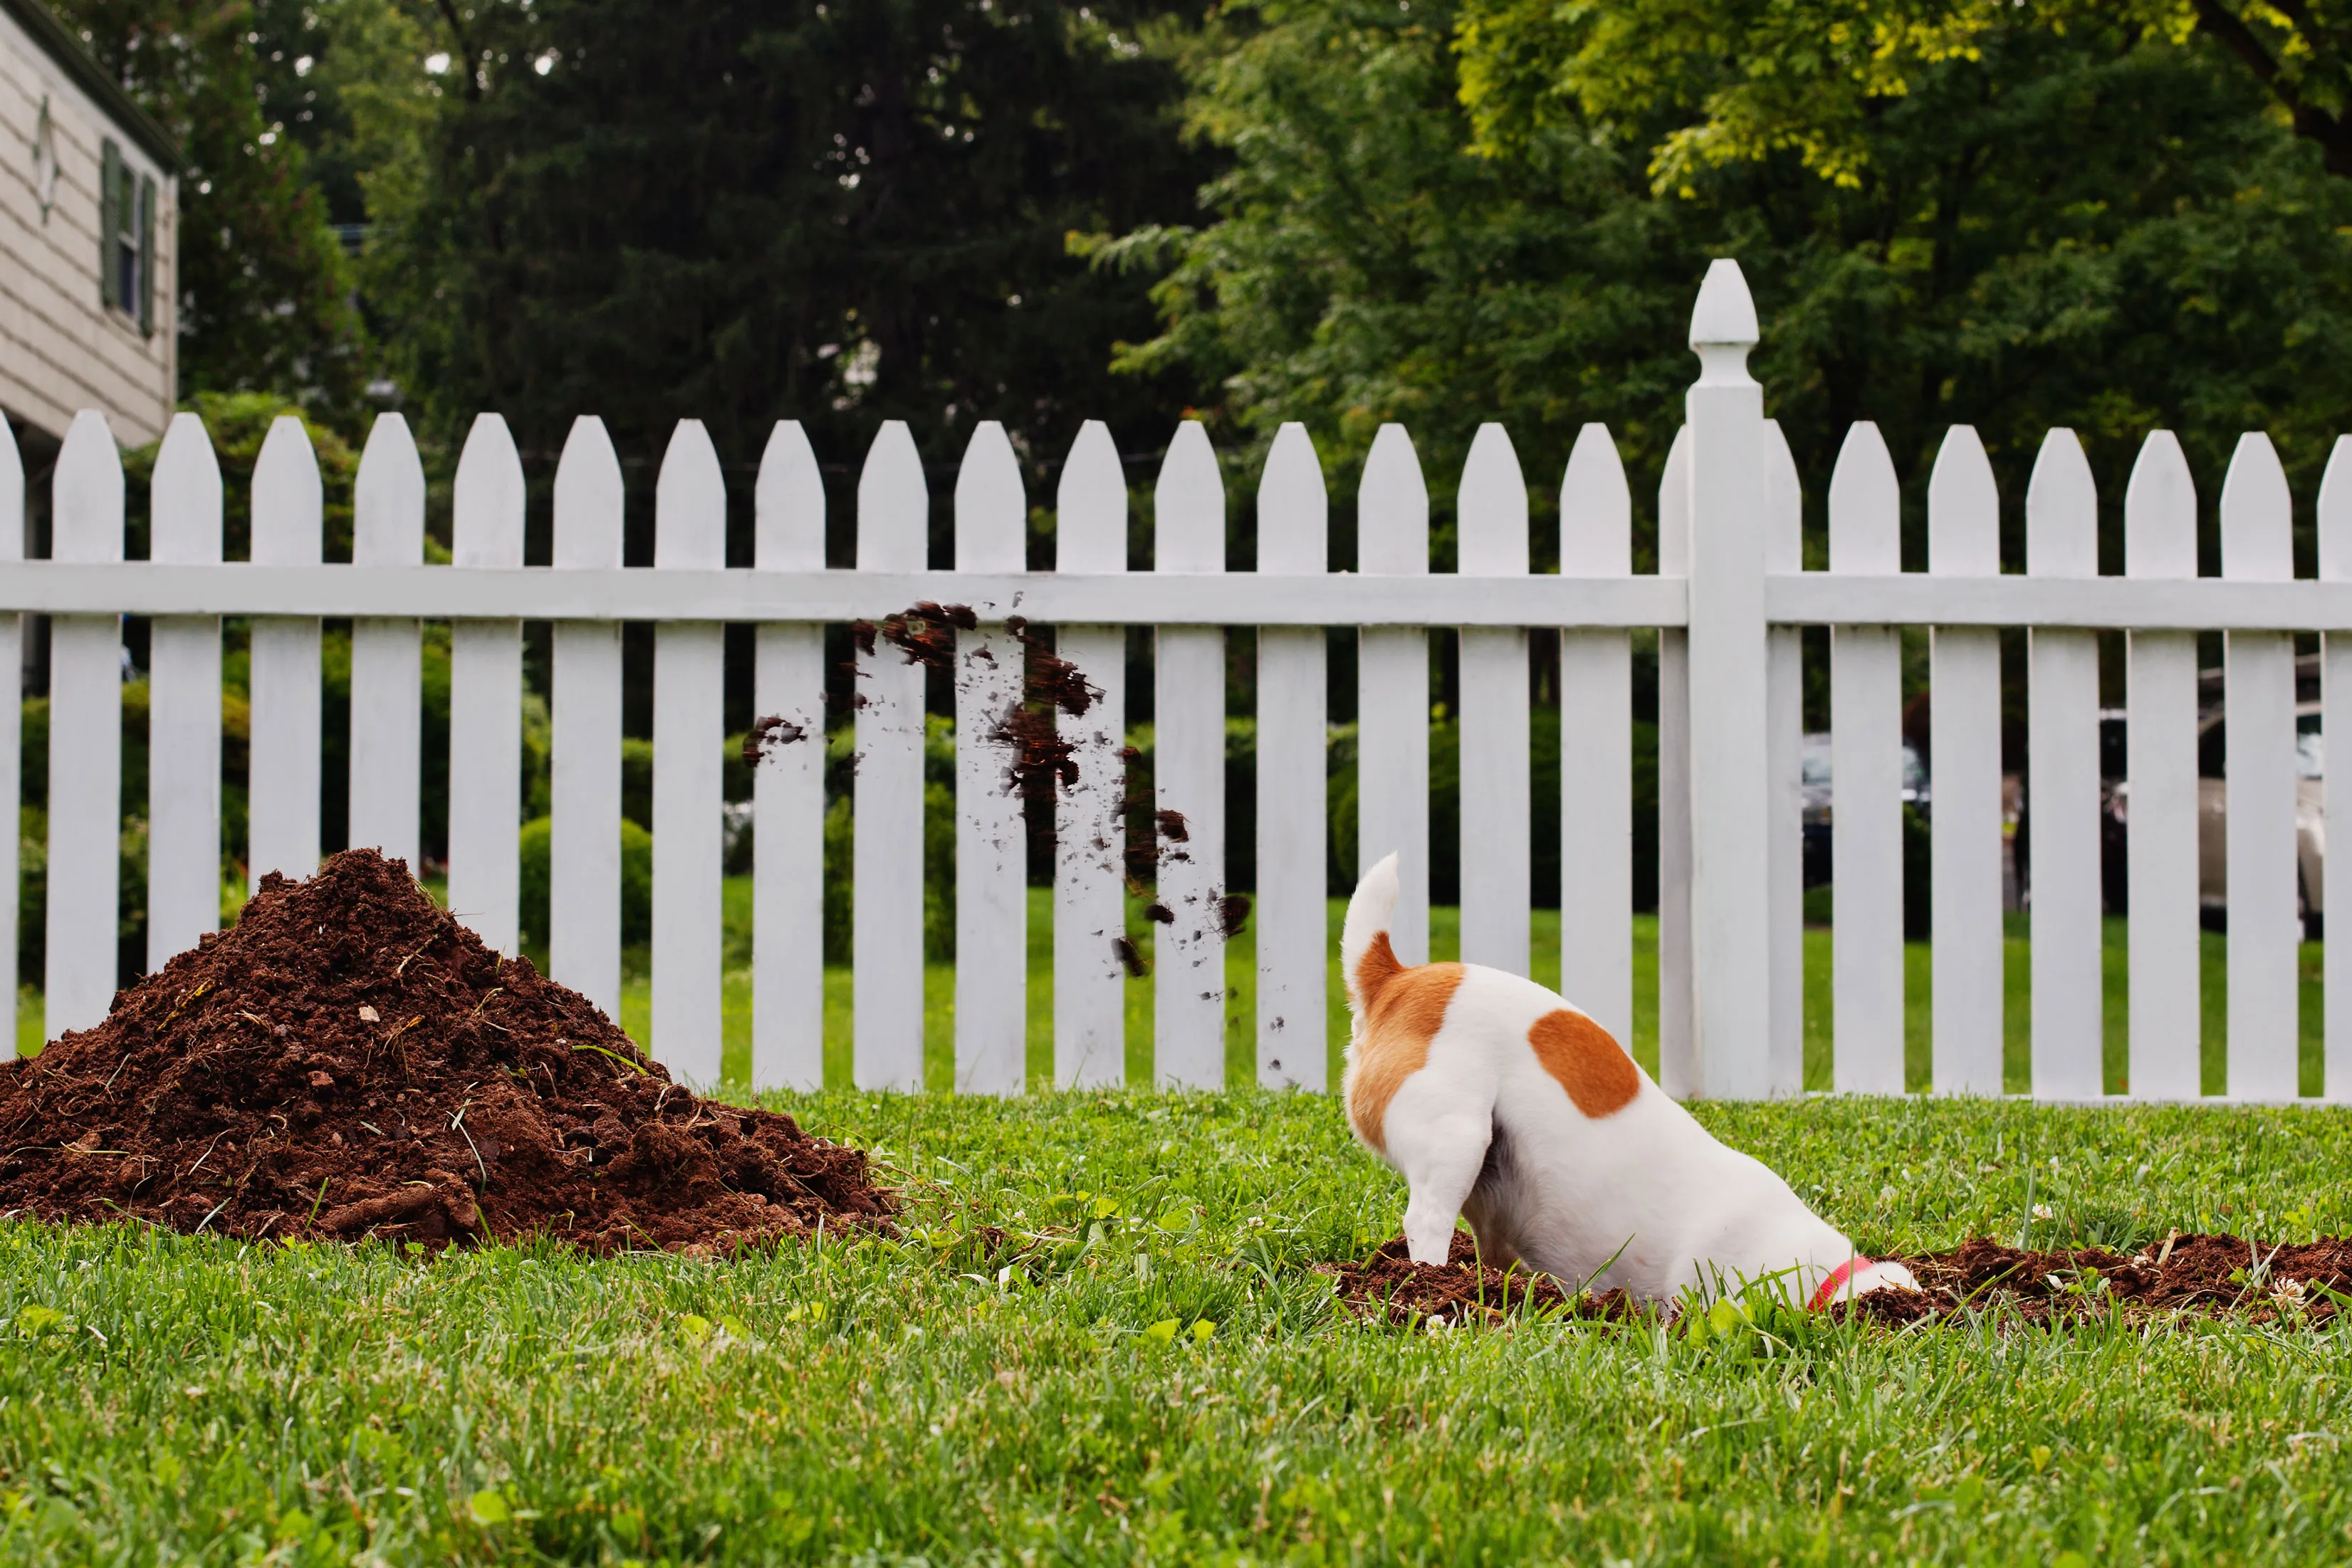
left=98, top=139, right=156, bottom=335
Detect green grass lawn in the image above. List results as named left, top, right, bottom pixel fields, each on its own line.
left=1, top=1092, right=2349, bottom=1562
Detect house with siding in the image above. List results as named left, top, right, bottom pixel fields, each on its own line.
left=1, top=0, right=181, bottom=460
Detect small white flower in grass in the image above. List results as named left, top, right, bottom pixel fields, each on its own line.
left=2032, top=1203, right=2054, bottom=1222
left=2274, top=1277, right=2309, bottom=1313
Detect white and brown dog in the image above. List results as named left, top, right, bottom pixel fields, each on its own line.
left=1341, top=853, right=1917, bottom=1310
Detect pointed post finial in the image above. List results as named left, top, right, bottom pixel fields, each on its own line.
left=1688, top=258, right=1759, bottom=386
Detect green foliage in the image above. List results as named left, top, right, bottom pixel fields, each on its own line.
left=517, top=815, right=652, bottom=951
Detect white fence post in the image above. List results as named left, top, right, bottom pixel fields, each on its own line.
left=1357, top=425, right=1429, bottom=966
left=1656, top=426, right=1695, bottom=1095
left=652, top=420, right=727, bottom=1084
left=46, top=410, right=123, bottom=1037
left=2025, top=429, right=2103, bottom=1097
left=853, top=422, right=929, bottom=1090
left=1681, top=261, right=1772, bottom=1097
left=1256, top=423, right=1328, bottom=1087
left=953, top=422, right=1028, bottom=1094
left=2220, top=432, right=2299, bottom=1098
left=1763, top=419, right=1804, bottom=1094
left=2123, top=431, right=2200, bottom=1098
left=1054, top=420, right=1130, bottom=1086
left=1557, top=424, right=1631, bottom=1047
left=447, top=414, right=524, bottom=951
left=1927, top=427, right=2004, bottom=1094
left=1154, top=422, right=1228, bottom=1088
left=1828, top=421, right=1903, bottom=1094
left=249, top=416, right=322, bottom=890
left=0, top=420, right=19, bottom=1056
left=2324, top=437, right=2352, bottom=1103
left=350, top=414, right=424, bottom=876
left=753, top=421, right=826, bottom=1089
left=1457, top=424, right=1531, bottom=978
left=147, top=412, right=221, bottom=968
left=551, top=416, right=625, bottom=1019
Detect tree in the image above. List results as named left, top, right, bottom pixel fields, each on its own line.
left=50, top=0, right=365, bottom=412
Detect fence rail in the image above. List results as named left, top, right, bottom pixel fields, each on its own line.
left=3, top=257, right=2350, bottom=1103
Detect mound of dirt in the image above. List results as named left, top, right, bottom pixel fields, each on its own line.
left=0, top=850, right=892, bottom=1253
left=1317, top=1233, right=1646, bottom=1325
left=1844, top=1233, right=2352, bottom=1329
left=1323, top=1230, right=2352, bottom=1329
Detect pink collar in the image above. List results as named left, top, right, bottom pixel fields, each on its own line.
left=1809, top=1257, right=1871, bottom=1311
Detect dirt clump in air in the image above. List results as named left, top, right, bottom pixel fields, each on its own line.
left=0, top=850, right=892, bottom=1253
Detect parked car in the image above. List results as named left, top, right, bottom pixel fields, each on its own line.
left=1798, top=731, right=1929, bottom=891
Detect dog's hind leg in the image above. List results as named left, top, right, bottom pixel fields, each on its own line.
left=1382, top=1077, right=1493, bottom=1267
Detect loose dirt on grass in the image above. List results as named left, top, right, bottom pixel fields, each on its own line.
left=1323, top=1230, right=2352, bottom=1329
left=0, top=850, right=892, bottom=1253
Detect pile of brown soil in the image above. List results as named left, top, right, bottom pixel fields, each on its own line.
left=0, top=850, right=892, bottom=1253
left=1317, top=1233, right=1646, bottom=1325
left=1323, top=1231, right=2352, bottom=1330
left=1844, top=1233, right=2352, bottom=1329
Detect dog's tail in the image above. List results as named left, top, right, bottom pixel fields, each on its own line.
left=1342, top=852, right=1405, bottom=1013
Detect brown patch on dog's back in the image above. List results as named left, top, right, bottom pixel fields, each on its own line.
left=1346, top=961, right=1463, bottom=1151
left=1527, top=1010, right=1639, bottom=1117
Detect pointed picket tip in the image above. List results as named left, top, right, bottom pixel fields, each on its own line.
left=1658, top=424, right=1693, bottom=574
left=1155, top=420, right=1224, bottom=575
left=2319, top=436, right=2352, bottom=582
left=2123, top=430, right=2195, bottom=580
left=1828, top=422, right=1897, bottom=573
left=755, top=419, right=824, bottom=572
left=1927, top=425, right=1997, bottom=577
left=1458, top=422, right=1528, bottom=575
left=252, top=414, right=323, bottom=567
left=2025, top=428, right=2096, bottom=577
left=1764, top=418, right=1804, bottom=572
left=1359, top=424, right=1428, bottom=576
left=1559, top=423, right=1629, bottom=576
left=152, top=412, right=224, bottom=565
left=53, top=409, right=125, bottom=565
left=1258, top=422, right=1327, bottom=575
left=553, top=416, right=625, bottom=570
left=1055, top=419, right=1127, bottom=575
left=954, top=421, right=1026, bottom=573
left=354, top=412, right=426, bottom=568
left=655, top=418, right=727, bottom=570
left=452, top=412, right=524, bottom=568
left=2220, top=430, right=2292, bottom=582
left=857, top=419, right=928, bottom=572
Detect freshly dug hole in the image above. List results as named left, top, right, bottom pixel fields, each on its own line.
left=1326, top=1230, right=2352, bottom=1329
left=0, top=850, right=892, bottom=1252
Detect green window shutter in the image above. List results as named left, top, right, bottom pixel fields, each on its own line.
left=100, top=139, right=121, bottom=310
left=138, top=175, right=156, bottom=336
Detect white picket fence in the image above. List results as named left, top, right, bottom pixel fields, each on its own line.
left=3, top=257, right=2350, bottom=1102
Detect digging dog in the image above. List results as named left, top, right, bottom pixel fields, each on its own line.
left=1340, top=852, right=1918, bottom=1309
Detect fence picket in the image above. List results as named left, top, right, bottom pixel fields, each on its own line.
left=1928, top=427, right=2004, bottom=1094
left=2026, top=429, right=2103, bottom=1097
left=46, top=411, right=123, bottom=1037
left=652, top=421, right=727, bottom=1084
left=2322, top=435, right=2352, bottom=1102
left=147, top=412, right=222, bottom=969
left=350, top=414, right=424, bottom=877
left=1828, top=421, right=1903, bottom=1094
left=1357, top=425, right=1430, bottom=966
left=854, top=422, right=929, bottom=1089
left=2123, top=432, right=2200, bottom=1098
left=1458, top=424, right=1531, bottom=978
left=2219, top=433, right=2299, bottom=1098
left=1764, top=419, right=1804, bottom=1094
left=753, top=421, right=826, bottom=1089
left=1256, top=423, right=1328, bottom=1087
left=1054, top=420, right=1129, bottom=1085
left=1656, top=427, right=1695, bottom=1096
left=447, top=414, right=524, bottom=953
left=551, top=417, right=625, bottom=1020
left=0, top=421, right=18, bottom=1057
left=1154, top=422, right=1228, bottom=1088
left=953, top=422, right=1028, bottom=1094
left=1557, top=423, right=1631, bottom=1048
left=249, top=417, right=322, bottom=892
